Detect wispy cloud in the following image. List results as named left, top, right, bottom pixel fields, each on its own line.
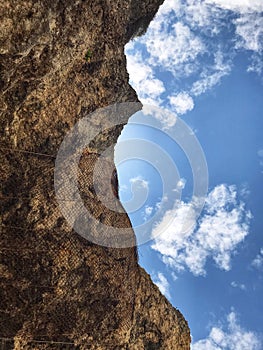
left=251, top=248, right=263, bottom=270
left=248, top=53, right=263, bottom=76
left=257, top=149, right=263, bottom=171
left=208, top=0, right=263, bottom=75
left=240, top=183, right=250, bottom=199
left=191, top=65, right=231, bottom=96
left=231, top=281, right=246, bottom=291
left=151, top=184, right=251, bottom=276
left=206, top=0, right=263, bottom=14
left=191, top=50, right=232, bottom=96
left=125, top=0, right=263, bottom=121
left=191, top=311, right=262, bottom=350
left=145, top=20, right=205, bottom=78
left=153, top=272, right=171, bottom=299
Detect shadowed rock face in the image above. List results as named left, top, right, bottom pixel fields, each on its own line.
left=0, top=1, right=191, bottom=349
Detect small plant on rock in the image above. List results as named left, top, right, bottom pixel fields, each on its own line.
left=85, top=49, right=92, bottom=63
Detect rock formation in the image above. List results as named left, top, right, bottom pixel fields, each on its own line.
left=0, top=0, right=191, bottom=348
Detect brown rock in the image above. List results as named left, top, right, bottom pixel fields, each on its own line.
left=0, top=0, right=191, bottom=349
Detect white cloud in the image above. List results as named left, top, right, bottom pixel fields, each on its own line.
left=231, top=281, right=246, bottom=291
left=248, top=53, right=263, bottom=75
left=234, top=14, right=263, bottom=52
left=177, top=0, right=225, bottom=31
left=192, top=311, right=262, bottom=350
left=171, top=272, right=178, bottom=281
left=126, top=0, right=233, bottom=112
left=157, top=0, right=181, bottom=17
left=129, top=175, right=149, bottom=189
left=145, top=205, right=153, bottom=216
left=143, top=205, right=154, bottom=222
left=125, top=0, right=263, bottom=117
left=125, top=49, right=165, bottom=106
left=146, top=21, right=205, bottom=78
left=176, top=178, right=186, bottom=191
left=257, top=149, right=263, bottom=171
left=205, top=0, right=263, bottom=14
left=204, top=184, right=237, bottom=212
left=191, top=69, right=229, bottom=96
left=251, top=248, right=263, bottom=270
left=142, top=104, right=177, bottom=129
left=169, top=92, right=194, bottom=115
left=240, top=183, right=250, bottom=199
left=204, top=1, right=263, bottom=76
left=191, top=50, right=232, bottom=96
left=153, top=272, right=171, bottom=299
left=151, top=184, right=251, bottom=276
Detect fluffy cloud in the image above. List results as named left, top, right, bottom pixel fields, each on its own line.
left=145, top=21, right=205, bottom=78
left=176, top=0, right=226, bottom=30
left=125, top=49, right=165, bottom=106
left=125, top=0, right=263, bottom=117
left=192, top=311, right=262, bottom=350
left=129, top=175, right=149, bottom=189
left=142, top=104, right=177, bottom=129
left=153, top=272, right=171, bottom=299
left=151, top=184, right=251, bottom=276
left=234, top=14, right=263, bottom=52
left=169, top=92, right=194, bottom=114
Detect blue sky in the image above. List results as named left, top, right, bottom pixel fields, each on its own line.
left=116, top=0, right=263, bottom=348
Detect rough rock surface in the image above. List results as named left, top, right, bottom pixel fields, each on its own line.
left=0, top=0, right=191, bottom=349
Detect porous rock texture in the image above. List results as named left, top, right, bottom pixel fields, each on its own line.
left=0, top=0, right=191, bottom=349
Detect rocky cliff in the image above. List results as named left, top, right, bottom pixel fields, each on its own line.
left=0, top=0, right=191, bottom=349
